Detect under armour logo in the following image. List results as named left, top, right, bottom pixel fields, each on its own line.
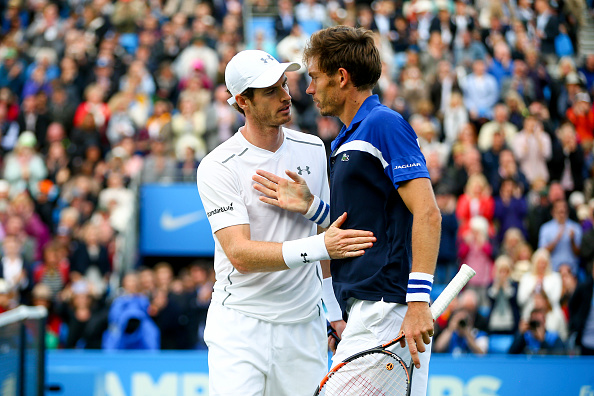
left=297, top=166, right=310, bottom=175
left=301, top=253, right=309, bottom=263
left=260, top=55, right=275, bottom=64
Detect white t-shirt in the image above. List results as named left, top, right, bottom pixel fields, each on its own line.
left=196, top=127, right=330, bottom=324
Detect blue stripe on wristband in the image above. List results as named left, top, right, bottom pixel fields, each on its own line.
left=311, top=200, right=324, bottom=221
left=317, top=203, right=330, bottom=225
left=408, top=279, right=433, bottom=287
left=407, top=287, right=431, bottom=294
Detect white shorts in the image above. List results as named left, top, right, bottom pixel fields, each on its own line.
left=204, top=303, right=328, bottom=396
left=331, top=299, right=431, bottom=396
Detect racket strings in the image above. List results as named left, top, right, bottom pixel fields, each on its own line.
left=319, top=352, right=409, bottom=396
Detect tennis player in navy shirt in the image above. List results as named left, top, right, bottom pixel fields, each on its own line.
left=253, top=26, right=442, bottom=396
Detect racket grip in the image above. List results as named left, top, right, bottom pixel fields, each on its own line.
left=430, top=264, right=476, bottom=320
left=327, top=321, right=341, bottom=344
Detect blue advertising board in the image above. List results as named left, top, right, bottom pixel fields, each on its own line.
left=139, top=184, right=214, bottom=256
left=245, top=17, right=277, bottom=57
left=46, top=351, right=594, bottom=396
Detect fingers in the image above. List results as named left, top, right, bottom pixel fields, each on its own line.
left=406, top=334, right=422, bottom=369
left=329, top=213, right=375, bottom=239
left=339, top=230, right=376, bottom=240
left=252, top=174, right=278, bottom=193
left=399, top=338, right=406, bottom=349
left=285, top=169, right=305, bottom=184
left=422, top=331, right=432, bottom=345
left=258, top=196, right=281, bottom=208
left=255, top=169, right=282, bottom=184
left=327, top=238, right=375, bottom=258
left=342, top=248, right=370, bottom=258
left=344, top=242, right=375, bottom=252
left=253, top=182, right=277, bottom=199
left=331, top=212, right=348, bottom=228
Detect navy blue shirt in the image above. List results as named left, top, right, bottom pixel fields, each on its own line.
left=329, top=95, right=430, bottom=314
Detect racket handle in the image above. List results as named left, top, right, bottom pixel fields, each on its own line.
left=430, top=264, right=476, bottom=320
left=327, top=321, right=341, bottom=344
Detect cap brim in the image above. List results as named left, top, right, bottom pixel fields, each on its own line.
left=227, top=62, right=301, bottom=105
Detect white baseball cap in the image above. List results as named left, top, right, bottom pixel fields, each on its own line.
left=225, top=50, right=300, bottom=105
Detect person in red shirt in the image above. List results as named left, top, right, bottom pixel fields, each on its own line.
left=456, top=173, right=496, bottom=238
left=566, top=91, right=594, bottom=145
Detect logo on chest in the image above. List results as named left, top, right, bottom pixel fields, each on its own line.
left=297, top=166, right=310, bottom=175
left=341, top=154, right=349, bottom=162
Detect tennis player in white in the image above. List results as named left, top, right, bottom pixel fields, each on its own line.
left=196, top=50, right=376, bottom=396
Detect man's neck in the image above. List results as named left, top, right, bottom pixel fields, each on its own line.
left=340, top=90, right=373, bottom=128
left=240, top=123, right=284, bottom=152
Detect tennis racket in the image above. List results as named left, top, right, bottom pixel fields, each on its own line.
left=314, top=264, right=476, bottom=396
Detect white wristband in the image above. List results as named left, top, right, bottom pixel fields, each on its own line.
left=282, top=233, right=330, bottom=269
left=303, top=195, right=331, bottom=228
left=406, top=272, right=434, bottom=303
left=322, top=277, right=342, bottom=321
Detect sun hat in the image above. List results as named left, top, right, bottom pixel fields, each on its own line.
left=17, top=131, right=37, bottom=148
left=225, top=50, right=300, bottom=105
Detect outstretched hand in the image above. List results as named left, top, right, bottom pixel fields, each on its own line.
left=253, top=169, right=313, bottom=214
left=324, top=212, right=376, bottom=259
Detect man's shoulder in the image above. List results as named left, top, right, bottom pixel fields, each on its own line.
left=360, top=105, right=416, bottom=146
left=200, top=135, right=242, bottom=165
left=367, top=101, right=399, bottom=118
left=197, top=137, right=245, bottom=178
left=370, top=105, right=410, bottom=132
left=540, top=218, right=557, bottom=230
left=568, top=219, right=582, bottom=231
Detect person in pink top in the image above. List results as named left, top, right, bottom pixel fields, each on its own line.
left=458, top=215, right=494, bottom=306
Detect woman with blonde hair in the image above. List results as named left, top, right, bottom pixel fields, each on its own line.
left=504, top=90, right=528, bottom=130
left=170, top=91, right=207, bottom=161
left=456, top=173, right=495, bottom=238
left=500, top=227, right=526, bottom=262
left=486, top=255, right=520, bottom=335
left=517, top=248, right=562, bottom=321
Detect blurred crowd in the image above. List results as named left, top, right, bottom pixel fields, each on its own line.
left=0, top=0, right=593, bottom=354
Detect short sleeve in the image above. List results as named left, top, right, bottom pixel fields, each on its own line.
left=366, top=110, right=430, bottom=187
left=196, top=159, right=250, bottom=233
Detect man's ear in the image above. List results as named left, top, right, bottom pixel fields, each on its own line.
left=236, top=94, right=249, bottom=112
left=337, top=68, right=350, bottom=88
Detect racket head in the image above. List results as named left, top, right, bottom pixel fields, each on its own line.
left=315, top=349, right=411, bottom=396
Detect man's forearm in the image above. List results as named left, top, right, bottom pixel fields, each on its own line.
left=410, top=206, right=441, bottom=275
left=223, top=238, right=289, bottom=273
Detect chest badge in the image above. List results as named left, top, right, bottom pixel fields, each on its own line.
left=297, top=166, right=310, bottom=175
left=341, top=154, right=349, bottom=162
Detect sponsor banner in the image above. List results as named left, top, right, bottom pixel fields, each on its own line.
left=394, top=162, right=422, bottom=170
left=46, top=351, right=594, bottom=396
left=139, top=184, right=214, bottom=256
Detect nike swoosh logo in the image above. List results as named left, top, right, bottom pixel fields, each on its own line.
left=160, top=210, right=207, bottom=231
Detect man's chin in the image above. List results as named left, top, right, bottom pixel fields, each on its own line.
left=276, top=114, right=292, bottom=126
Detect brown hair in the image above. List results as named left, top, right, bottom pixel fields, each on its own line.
left=303, top=26, right=382, bottom=92
left=228, top=87, right=255, bottom=116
